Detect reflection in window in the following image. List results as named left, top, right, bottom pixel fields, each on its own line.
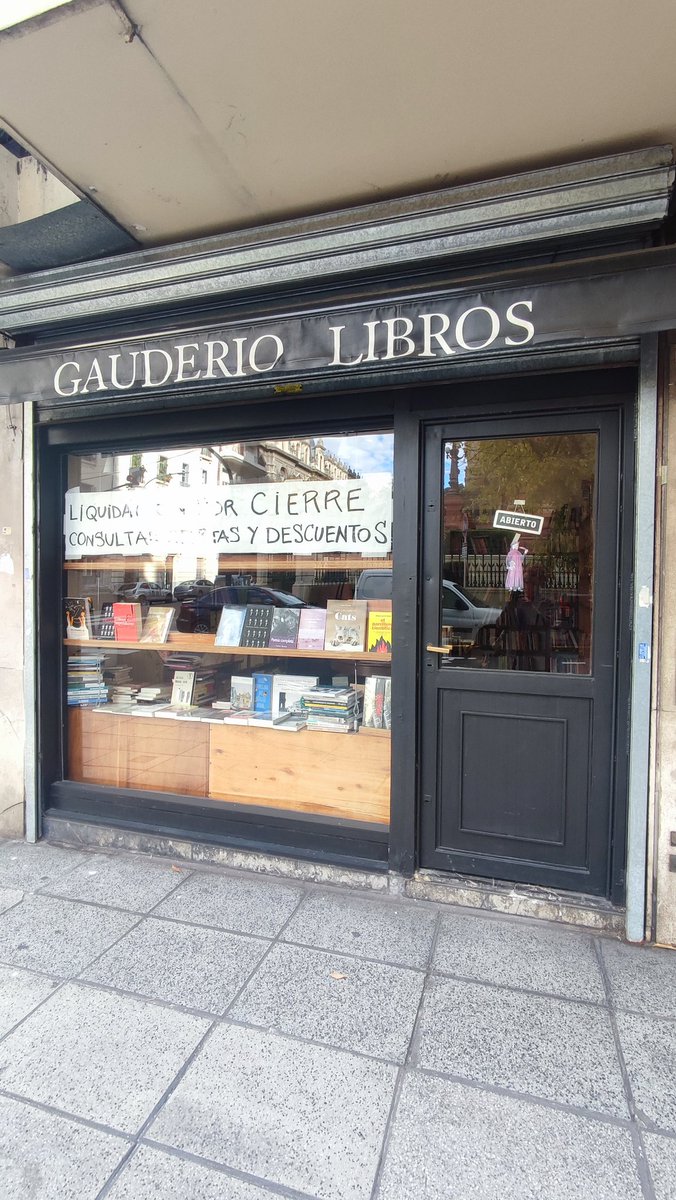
left=440, top=434, right=596, bottom=674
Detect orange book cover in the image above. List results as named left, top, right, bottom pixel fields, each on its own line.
left=112, top=602, right=143, bottom=641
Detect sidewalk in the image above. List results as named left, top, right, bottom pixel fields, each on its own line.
left=0, top=838, right=674, bottom=1200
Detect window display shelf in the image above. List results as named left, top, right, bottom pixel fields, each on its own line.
left=64, top=555, right=393, bottom=572
left=64, top=636, right=391, bottom=662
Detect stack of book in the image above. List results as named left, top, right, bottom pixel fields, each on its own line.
left=67, top=654, right=108, bottom=706
left=300, top=685, right=359, bottom=733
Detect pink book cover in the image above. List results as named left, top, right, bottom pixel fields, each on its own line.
left=296, top=607, right=327, bottom=650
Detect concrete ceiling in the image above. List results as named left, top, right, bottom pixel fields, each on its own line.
left=1, top=0, right=676, bottom=248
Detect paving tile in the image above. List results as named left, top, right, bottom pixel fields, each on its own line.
left=0, top=981, right=210, bottom=1133
left=642, top=1132, right=676, bottom=1200
left=281, top=891, right=437, bottom=967
left=230, top=941, right=423, bottom=1061
left=0, top=1094, right=128, bottom=1200
left=416, top=976, right=628, bottom=1115
left=81, top=917, right=269, bottom=1014
left=377, top=1072, right=643, bottom=1200
left=0, top=841, right=89, bottom=892
left=0, top=886, right=22, bottom=915
left=148, top=1022, right=397, bottom=1200
left=0, top=895, right=138, bottom=976
left=433, top=911, right=606, bottom=1002
left=107, top=1145, right=285, bottom=1200
left=153, top=871, right=303, bottom=937
left=599, top=938, right=676, bottom=1019
left=40, top=853, right=186, bottom=912
left=0, top=963, right=60, bottom=1037
left=615, top=1011, right=676, bottom=1133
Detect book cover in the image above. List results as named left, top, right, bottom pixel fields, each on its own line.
left=362, top=678, right=376, bottom=728
left=140, top=606, right=175, bottom=643
left=268, top=608, right=301, bottom=650
left=271, top=674, right=319, bottom=720
left=64, top=597, right=92, bottom=640
left=367, top=611, right=393, bottom=654
left=215, top=605, right=247, bottom=647
left=252, top=672, right=273, bottom=712
left=230, top=675, right=254, bottom=710
left=112, top=602, right=143, bottom=641
left=92, top=602, right=116, bottom=640
left=170, top=670, right=195, bottom=707
left=240, top=605, right=274, bottom=648
left=324, top=600, right=367, bottom=653
left=296, top=607, right=327, bottom=650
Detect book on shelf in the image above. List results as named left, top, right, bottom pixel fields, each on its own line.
left=223, top=709, right=252, bottom=725
left=268, top=608, right=301, bottom=650
left=324, top=600, right=367, bottom=653
left=215, top=605, right=247, bottom=647
left=296, top=607, right=327, bottom=650
left=363, top=676, right=391, bottom=729
left=64, top=597, right=92, bottom=640
left=112, top=602, right=143, bottom=641
left=252, top=672, right=273, bottom=712
left=367, top=611, right=393, bottom=654
left=139, top=606, right=175, bottom=643
left=92, top=602, right=116, bottom=640
left=170, top=670, right=195, bottom=707
left=271, top=674, right=319, bottom=720
left=230, top=675, right=254, bottom=710
left=129, top=702, right=171, bottom=717
left=155, top=704, right=203, bottom=720
left=240, top=605, right=274, bottom=648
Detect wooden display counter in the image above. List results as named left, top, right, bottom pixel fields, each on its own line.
left=68, top=708, right=390, bottom=825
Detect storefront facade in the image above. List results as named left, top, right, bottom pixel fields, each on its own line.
left=2, top=148, right=676, bottom=941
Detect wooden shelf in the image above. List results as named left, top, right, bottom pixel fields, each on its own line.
left=64, top=556, right=393, bottom=573
left=64, top=635, right=391, bottom=663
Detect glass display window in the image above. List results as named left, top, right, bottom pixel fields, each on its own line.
left=63, top=434, right=394, bottom=826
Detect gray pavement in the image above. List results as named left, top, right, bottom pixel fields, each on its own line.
left=0, top=839, right=674, bottom=1199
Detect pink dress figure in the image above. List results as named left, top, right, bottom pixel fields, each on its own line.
left=505, top=534, right=528, bottom=592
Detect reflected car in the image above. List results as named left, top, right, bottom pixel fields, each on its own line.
left=173, top=578, right=214, bottom=601
left=116, top=581, right=173, bottom=604
left=176, top=585, right=306, bottom=634
left=355, top=568, right=502, bottom=639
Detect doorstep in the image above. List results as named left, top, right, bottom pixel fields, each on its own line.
left=43, top=815, right=625, bottom=934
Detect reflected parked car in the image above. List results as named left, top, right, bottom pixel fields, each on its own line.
left=176, top=585, right=305, bottom=633
left=116, top=581, right=173, bottom=605
left=355, top=569, right=502, bottom=640
left=173, top=578, right=214, bottom=601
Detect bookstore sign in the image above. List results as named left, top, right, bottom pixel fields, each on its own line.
left=64, top=476, right=393, bottom=558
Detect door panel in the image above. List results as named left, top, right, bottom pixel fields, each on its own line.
left=420, top=408, right=622, bottom=895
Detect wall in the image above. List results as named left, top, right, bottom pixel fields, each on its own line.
left=0, top=401, right=24, bottom=836
left=654, top=337, right=676, bottom=946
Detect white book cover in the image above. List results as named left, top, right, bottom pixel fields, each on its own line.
left=271, top=674, right=319, bottom=720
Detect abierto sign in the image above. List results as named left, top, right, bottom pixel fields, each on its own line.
left=493, top=509, right=544, bottom=535
left=64, top=476, right=392, bottom=559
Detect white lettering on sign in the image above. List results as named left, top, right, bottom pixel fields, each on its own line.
left=64, top=477, right=393, bottom=559
left=52, top=300, right=536, bottom=397
left=493, top=509, right=544, bottom=535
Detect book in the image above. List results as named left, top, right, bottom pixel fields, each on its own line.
left=363, top=675, right=390, bottom=728
left=271, top=674, right=319, bottom=720
left=240, top=605, right=274, bottom=648
left=215, top=605, right=247, bottom=647
left=252, top=672, right=273, bottom=712
left=92, top=602, right=116, bottom=640
left=296, top=607, right=327, bottom=650
left=230, top=675, right=254, bottom=710
left=324, top=600, right=367, bottom=653
left=112, top=602, right=143, bottom=641
left=268, top=608, right=301, bottom=650
left=170, top=670, right=195, bottom=706
left=140, top=606, right=174, bottom=643
left=64, top=597, right=92, bottom=640
left=367, top=611, right=393, bottom=654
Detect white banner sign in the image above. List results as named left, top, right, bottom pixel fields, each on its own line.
left=64, top=476, right=392, bottom=558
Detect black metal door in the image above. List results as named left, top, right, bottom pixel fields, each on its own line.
left=419, top=407, right=624, bottom=895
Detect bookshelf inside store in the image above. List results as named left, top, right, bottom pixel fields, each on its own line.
left=63, top=434, right=394, bottom=825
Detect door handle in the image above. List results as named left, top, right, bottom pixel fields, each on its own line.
left=426, top=644, right=453, bottom=653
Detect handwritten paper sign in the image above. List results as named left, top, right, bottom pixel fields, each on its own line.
left=64, top=476, right=392, bottom=559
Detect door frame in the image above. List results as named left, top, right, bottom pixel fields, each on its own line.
left=389, top=367, right=636, bottom=904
